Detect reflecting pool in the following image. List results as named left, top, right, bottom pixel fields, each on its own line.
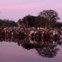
left=0, top=37, right=62, bottom=62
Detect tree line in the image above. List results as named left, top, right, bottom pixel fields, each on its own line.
left=0, top=19, right=17, bottom=27
left=0, top=10, right=62, bottom=29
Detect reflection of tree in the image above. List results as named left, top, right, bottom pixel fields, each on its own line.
left=15, top=37, right=60, bottom=58
left=0, top=34, right=61, bottom=58
left=21, top=43, right=34, bottom=50
left=36, top=46, right=59, bottom=58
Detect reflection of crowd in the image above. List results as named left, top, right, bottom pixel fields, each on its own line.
left=0, top=27, right=62, bottom=58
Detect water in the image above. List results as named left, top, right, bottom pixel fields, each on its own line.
left=0, top=40, right=62, bottom=62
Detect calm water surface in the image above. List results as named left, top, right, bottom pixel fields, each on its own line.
left=0, top=41, right=62, bottom=62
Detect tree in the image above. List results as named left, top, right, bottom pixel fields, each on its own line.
left=22, top=15, right=48, bottom=28
left=0, top=19, right=17, bottom=27
left=55, top=22, right=62, bottom=29
left=21, top=10, right=60, bottom=28
left=22, top=15, right=37, bottom=27
left=38, top=10, right=59, bottom=28
left=34, top=16, right=47, bottom=27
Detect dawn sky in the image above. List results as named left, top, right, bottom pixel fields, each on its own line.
left=0, top=0, right=62, bottom=22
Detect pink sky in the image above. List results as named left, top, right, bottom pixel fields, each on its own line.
left=0, top=0, right=62, bottom=22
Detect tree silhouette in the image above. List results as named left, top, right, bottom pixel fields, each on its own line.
left=39, top=10, right=59, bottom=28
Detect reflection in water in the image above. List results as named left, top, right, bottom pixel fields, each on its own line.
left=36, top=46, right=59, bottom=58
left=0, top=27, right=62, bottom=58
left=0, top=34, right=62, bottom=58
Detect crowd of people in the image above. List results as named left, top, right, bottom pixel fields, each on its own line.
left=29, top=28, right=62, bottom=45
left=0, top=26, right=62, bottom=45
